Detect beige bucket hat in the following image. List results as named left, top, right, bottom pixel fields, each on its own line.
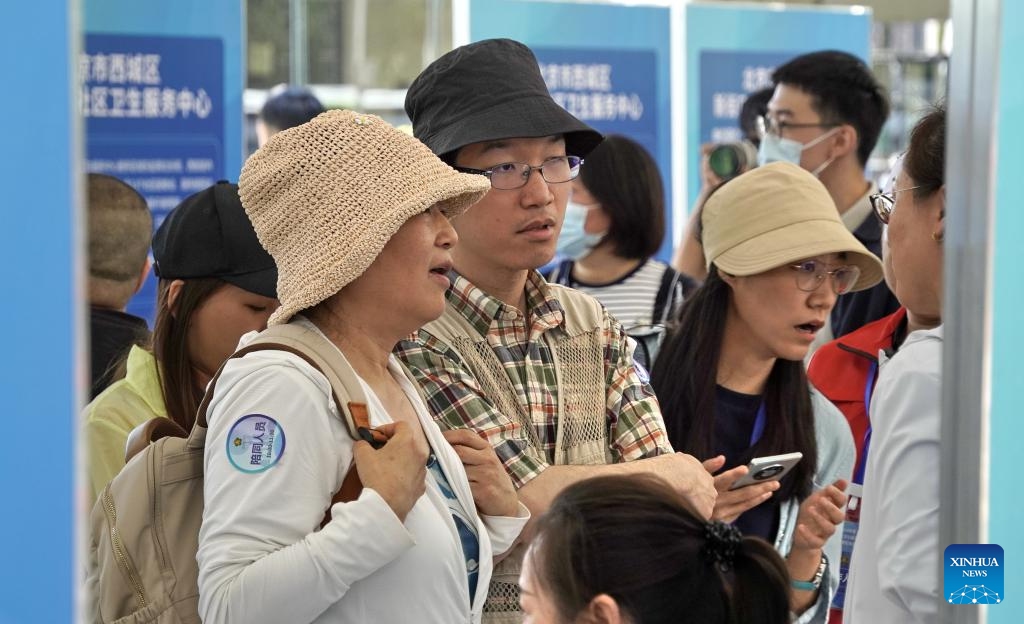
left=701, top=161, right=883, bottom=291
left=239, top=109, right=491, bottom=325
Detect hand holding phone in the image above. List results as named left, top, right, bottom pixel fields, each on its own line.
left=728, top=452, right=803, bottom=491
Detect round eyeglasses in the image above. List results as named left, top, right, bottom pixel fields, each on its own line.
left=869, top=186, right=923, bottom=224
left=455, top=156, right=583, bottom=190
left=790, top=259, right=861, bottom=295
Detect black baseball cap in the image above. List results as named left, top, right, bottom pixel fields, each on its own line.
left=152, top=181, right=277, bottom=298
left=405, top=38, right=603, bottom=160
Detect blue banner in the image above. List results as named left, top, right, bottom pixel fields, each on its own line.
left=535, top=48, right=657, bottom=165
left=685, top=4, right=872, bottom=209
left=468, top=0, right=674, bottom=262
left=698, top=50, right=796, bottom=145
left=84, top=34, right=226, bottom=323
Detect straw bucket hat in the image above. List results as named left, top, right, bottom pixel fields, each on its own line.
left=701, top=162, right=883, bottom=291
left=239, top=110, right=491, bottom=325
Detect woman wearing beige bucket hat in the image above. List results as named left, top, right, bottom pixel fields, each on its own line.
left=650, top=162, right=882, bottom=623
left=196, top=110, right=528, bottom=623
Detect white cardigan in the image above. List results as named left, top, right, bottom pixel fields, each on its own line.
left=197, top=323, right=528, bottom=623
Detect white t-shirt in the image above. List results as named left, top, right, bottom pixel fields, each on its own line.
left=197, top=320, right=527, bottom=623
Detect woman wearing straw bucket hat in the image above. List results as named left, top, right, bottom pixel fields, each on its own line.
left=650, top=162, right=883, bottom=623
left=196, top=110, right=528, bottom=624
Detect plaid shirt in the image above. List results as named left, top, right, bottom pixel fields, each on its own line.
left=395, top=271, right=671, bottom=488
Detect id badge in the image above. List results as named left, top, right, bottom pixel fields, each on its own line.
left=829, top=482, right=863, bottom=620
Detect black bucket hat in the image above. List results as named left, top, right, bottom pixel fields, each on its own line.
left=405, top=38, right=603, bottom=160
left=152, top=181, right=278, bottom=298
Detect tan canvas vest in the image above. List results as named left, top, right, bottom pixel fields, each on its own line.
left=421, top=283, right=611, bottom=623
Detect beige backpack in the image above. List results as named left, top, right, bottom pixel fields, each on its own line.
left=86, top=323, right=382, bottom=623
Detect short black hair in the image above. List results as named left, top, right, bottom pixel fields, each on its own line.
left=903, top=104, right=946, bottom=199
left=578, top=135, right=664, bottom=259
left=772, top=50, right=890, bottom=167
left=740, top=87, right=774, bottom=147
left=259, top=85, right=325, bottom=132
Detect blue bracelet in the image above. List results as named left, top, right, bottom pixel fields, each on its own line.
left=791, top=555, right=827, bottom=591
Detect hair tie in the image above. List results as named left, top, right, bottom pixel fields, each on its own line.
left=702, top=521, right=742, bottom=572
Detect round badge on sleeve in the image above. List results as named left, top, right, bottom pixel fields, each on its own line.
left=226, top=414, right=286, bottom=473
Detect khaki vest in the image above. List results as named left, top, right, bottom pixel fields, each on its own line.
left=421, top=284, right=611, bottom=623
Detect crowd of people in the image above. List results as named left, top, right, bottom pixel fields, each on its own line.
left=83, top=38, right=946, bottom=624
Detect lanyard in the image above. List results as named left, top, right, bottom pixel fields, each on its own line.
left=749, top=402, right=767, bottom=447
left=853, top=361, right=879, bottom=484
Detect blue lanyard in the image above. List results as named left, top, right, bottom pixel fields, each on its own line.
left=853, top=361, right=879, bottom=484
left=749, top=402, right=767, bottom=447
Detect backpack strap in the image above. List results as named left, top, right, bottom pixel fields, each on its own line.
left=190, top=323, right=387, bottom=527
left=652, top=264, right=681, bottom=324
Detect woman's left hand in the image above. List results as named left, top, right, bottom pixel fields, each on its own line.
left=443, top=429, right=520, bottom=517
left=792, top=478, right=848, bottom=552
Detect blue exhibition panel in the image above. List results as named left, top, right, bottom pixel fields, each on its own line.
left=84, top=1, right=244, bottom=326
left=469, top=0, right=674, bottom=262
left=684, top=3, right=872, bottom=208
left=0, top=2, right=77, bottom=621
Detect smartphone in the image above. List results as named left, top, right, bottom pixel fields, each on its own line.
left=728, top=452, right=803, bottom=490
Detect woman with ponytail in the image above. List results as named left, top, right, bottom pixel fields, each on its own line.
left=519, top=474, right=791, bottom=624
left=650, top=163, right=880, bottom=622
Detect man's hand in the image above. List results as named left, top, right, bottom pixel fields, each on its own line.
left=632, top=452, right=717, bottom=519
left=353, top=422, right=427, bottom=521
left=443, top=429, right=520, bottom=517
left=701, top=455, right=780, bottom=523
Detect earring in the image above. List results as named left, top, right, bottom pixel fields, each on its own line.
left=932, top=231, right=944, bottom=242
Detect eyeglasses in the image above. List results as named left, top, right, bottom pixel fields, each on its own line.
left=756, top=115, right=839, bottom=139
left=790, top=259, right=861, bottom=295
left=455, top=155, right=583, bottom=190
left=869, top=186, right=923, bottom=224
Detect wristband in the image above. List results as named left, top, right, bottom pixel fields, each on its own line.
left=791, top=554, right=827, bottom=591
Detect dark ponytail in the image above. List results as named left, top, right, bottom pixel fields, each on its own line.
left=529, top=474, right=791, bottom=624
left=732, top=534, right=792, bottom=624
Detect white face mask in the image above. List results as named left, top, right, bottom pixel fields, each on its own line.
left=757, top=127, right=839, bottom=177
left=556, top=201, right=604, bottom=260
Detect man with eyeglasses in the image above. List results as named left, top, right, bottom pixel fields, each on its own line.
left=762, top=50, right=900, bottom=352
left=396, top=38, right=716, bottom=622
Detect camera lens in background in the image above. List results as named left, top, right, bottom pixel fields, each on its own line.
left=708, top=141, right=758, bottom=180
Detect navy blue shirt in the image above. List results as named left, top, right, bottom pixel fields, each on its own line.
left=714, top=385, right=781, bottom=542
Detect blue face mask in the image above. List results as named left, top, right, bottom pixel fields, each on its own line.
left=556, top=202, right=604, bottom=260
left=757, top=128, right=838, bottom=176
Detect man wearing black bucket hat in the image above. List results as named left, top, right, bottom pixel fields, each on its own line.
left=396, top=38, right=716, bottom=621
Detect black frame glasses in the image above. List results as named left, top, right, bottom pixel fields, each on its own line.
left=756, top=115, right=839, bottom=140
left=455, top=155, right=583, bottom=190
left=869, top=185, right=923, bottom=224
left=789, top=259, right=861, bottom=295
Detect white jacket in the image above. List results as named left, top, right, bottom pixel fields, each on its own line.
left=197, top=323, right=528, bottom=623
left=845, top=325, right=943, bottom=623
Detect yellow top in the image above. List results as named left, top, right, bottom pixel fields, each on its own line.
left=83, top=345, right=166, bottom=502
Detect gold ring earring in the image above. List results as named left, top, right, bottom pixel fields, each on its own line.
left=932, top=231, right=944, bottom=242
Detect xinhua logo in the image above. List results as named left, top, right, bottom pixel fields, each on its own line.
left=944, top=544, right=1004, bottom=605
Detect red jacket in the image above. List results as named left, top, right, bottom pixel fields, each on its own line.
left=807, top=307, right=907, bottom=472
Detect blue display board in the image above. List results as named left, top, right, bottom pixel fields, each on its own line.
left=84, top=33, right=226, bottom=323
left=0, top=2, right=77, bottom=621
left=989, top=0, right=1024, bottom=619
left=468, top=0, right=675, bottom=262
left=84, top=2, right=244, bottom=326
left=698, top=49, right=796, bottom=144
left=684, top=4, right=872, bottom=209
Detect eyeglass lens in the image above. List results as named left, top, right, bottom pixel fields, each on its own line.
left=488, top=157, right=580, bottom=190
